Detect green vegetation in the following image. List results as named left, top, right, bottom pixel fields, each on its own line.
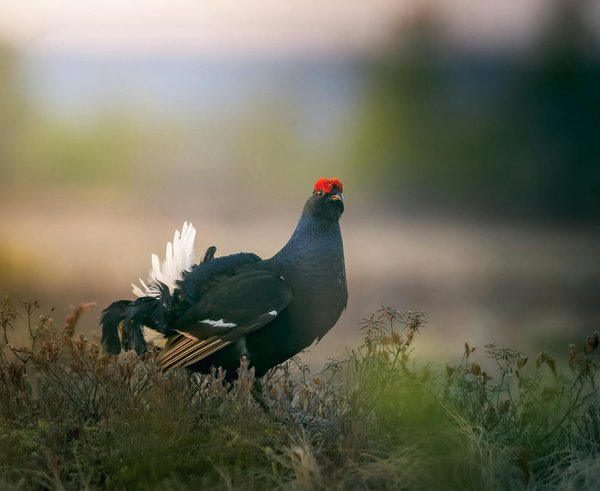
left=3, top=0, right=600, bottom=220
left=1, top=298, right=598, bottom=490
left=347, top=0, right=600, bottom=220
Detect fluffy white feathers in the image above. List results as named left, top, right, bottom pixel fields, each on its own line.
left=132, top=222, right=196, bottom=298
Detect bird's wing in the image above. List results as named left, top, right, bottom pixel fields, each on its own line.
left=177, top=252, right=262, bottom=305
left=156, top=270, right=292, bottom=370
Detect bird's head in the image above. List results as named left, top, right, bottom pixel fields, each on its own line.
left=306, top=177, right=344, bottom=221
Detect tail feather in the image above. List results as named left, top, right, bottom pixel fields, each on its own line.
left=202, top=245, right=217, bottom=263
left=101, top=282, right=178, bottom=355
left=133, top=222, right=197, bottom=297
left=101, top=300, right=131, bottom=355
left=102, top=223, right=219, bottom=356
left=100, top=299, right=156, bottom=355
left=120, top=318, right=148, bottom=354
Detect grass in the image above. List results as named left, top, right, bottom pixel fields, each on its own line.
left=0, top=297, right=598, bottom=490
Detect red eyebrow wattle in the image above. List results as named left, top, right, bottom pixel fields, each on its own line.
left=314, top=177, right=343, bottom=194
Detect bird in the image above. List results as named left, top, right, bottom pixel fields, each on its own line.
left=101, top=177, right=347, bottom=379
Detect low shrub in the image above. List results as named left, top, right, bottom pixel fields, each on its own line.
left=0, top=298, right=598, bottom=490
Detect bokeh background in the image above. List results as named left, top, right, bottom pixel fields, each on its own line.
left=1, top=0, right=599, bottom=367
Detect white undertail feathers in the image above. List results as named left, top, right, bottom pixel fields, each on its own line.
left=132, top=222, right=196, bottom=298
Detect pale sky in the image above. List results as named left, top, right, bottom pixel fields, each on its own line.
left=0, top=0, right=588, bottom=57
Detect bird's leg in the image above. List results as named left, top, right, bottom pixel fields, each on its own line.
left=252, top=378, right=274, bottom=417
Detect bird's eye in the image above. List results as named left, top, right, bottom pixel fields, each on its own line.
left=315, top=190, right=324, bottom=197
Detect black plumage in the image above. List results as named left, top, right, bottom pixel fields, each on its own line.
left=101, top=178, right=347, bottom=378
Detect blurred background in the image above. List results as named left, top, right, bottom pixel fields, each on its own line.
left=1, top=0, right=599, bottom=366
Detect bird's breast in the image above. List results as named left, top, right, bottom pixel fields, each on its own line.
left=279, top=255, right=346, bottom=341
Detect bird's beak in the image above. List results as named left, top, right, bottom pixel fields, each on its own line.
left=329, top=193, right=344, bottom=202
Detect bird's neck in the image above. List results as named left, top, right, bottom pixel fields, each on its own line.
left=274, top=211, right=343, bottom=263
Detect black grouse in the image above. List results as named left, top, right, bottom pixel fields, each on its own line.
left=101, top=177, right=347, bottom=378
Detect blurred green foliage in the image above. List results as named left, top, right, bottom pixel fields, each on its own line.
left=15, top=117, right=139, bottom=186
left=0, top=43, right=138, bottom=189
left=349, top=0, right=600, bottom=220
left=1, top=0, right=598, bottom=220
left=0, top=43, right=28, bottom=181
